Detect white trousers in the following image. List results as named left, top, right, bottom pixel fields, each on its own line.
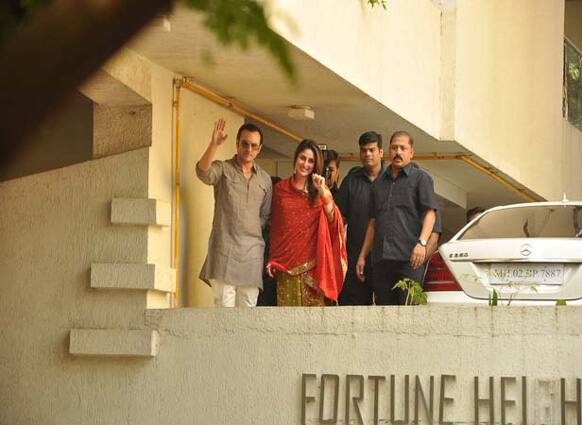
left=210, top=279, right=259, bottom=307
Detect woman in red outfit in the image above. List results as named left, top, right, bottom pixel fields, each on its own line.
left=266, top=140, right=347, bottom=306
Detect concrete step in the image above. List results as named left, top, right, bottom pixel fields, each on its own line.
left=91, top=263, right=175, bottom=293
left=110, top=198, right=170, bottom=226
left=69, top=329, right=159, bottom=357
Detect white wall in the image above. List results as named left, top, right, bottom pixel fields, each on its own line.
left=269, top=0, right=443, bottom=139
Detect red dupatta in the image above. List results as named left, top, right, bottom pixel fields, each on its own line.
left=268, top=177, right=347, bottom=301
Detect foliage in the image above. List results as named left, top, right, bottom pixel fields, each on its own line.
left=368, top=0, right=388, bottom=10
left=463, top=273, right=541, bottom=306
left=0, top=0, right=295, bottom=78
left=499, top=282, right=538, bottom=306
left=488, top=289, right=498, bottom=306
left=393, top=278, right=427, bottom=306
left=0, top=0, right=46, bottom=42
left=183, top=0, right=294, bottom=80
left=1, top=0, right=389, bottom=81
left=556, top=299, right=567, bottom=306
left=1, top=0, right=388, bottom=82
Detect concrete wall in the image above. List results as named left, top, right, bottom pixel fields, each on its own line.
left=3, top=306, right=582, bottom=424
left=178, top=90, right=243, bottom=307
left=93, top=104, right=152, bottom=159
left=0, top=92, right=94, bottom=182
left=0, top=151, right=157, bottom=422
left=102, top=48, right=175, bottom=297
left=454, top=0, right=566, bottom=200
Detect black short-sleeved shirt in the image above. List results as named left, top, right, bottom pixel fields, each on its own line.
left=336, top=166, right=380, bottom=272
left=369, top=163, right=438, bottom=263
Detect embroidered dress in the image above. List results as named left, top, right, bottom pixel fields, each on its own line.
left=268, top=177, right=347, bottom=306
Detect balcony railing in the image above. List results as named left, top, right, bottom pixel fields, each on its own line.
left=564, top=38, right=582, bottom=132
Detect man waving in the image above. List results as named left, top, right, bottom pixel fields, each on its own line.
left=196, top=119, right=272, bottom=307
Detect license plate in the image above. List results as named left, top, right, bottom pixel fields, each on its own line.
left=488, top=263, right=564, bottom=285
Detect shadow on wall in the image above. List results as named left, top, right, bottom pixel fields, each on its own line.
left=0, top=92, right=94, bottom=182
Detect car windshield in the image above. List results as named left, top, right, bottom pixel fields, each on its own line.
left=459, top=205, right=582, bottom=239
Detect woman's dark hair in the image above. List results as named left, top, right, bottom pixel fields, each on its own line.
left=293, top=139, right=323, bottom=206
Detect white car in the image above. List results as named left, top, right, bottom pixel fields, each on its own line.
left=424, top=201, right=582, bottom=305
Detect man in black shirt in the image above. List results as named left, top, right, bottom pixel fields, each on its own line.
left=356, top=131, right=438, bottom=305
left=336, top=131, right=384, bottom=305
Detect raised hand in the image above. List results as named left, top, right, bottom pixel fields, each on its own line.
left=211, top=118, right=228, bottom=146
left=312, top=173, right=327, bottom=193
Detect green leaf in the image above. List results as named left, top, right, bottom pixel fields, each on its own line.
left=367, top=0, right=388, bottom=10
left=489, top=289, right=498, bottom=306
left=184, top=0, right=296, bottom=81
left=392, top=278, right=426, bottom=306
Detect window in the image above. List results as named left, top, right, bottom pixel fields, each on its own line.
left=459, top=206, right=582, bottom=239
left=564, top=39, right=582, bottom=132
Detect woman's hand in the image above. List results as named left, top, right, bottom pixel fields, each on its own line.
left=312, top=173, right=328, bottom=196
left=313, top=173, right=334, bottom=221
left=265, top=262, right=276, bottom=278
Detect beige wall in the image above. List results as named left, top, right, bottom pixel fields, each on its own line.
left=146, top=59, right=175, bottom=275
left=3, top=306, right=582, bottom=424
left=102, top=49, right=176, bottom=301
left=178, top=90, right=244, bottom=307
left=454, top=0, right=565, bottom=200
left=93, top=104, right=152, bottom=159
left=255, top=158, right=277, bottom=177
left=269, top=0, right=443, bottom=139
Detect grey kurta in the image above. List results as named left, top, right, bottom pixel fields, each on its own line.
left=196, top=156, right=272, bottom=288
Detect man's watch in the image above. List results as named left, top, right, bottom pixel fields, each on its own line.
left=417, top=239, right=427, bottom=247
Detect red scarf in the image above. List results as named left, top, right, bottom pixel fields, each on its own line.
left=268, top=177, right=347, bottom=301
